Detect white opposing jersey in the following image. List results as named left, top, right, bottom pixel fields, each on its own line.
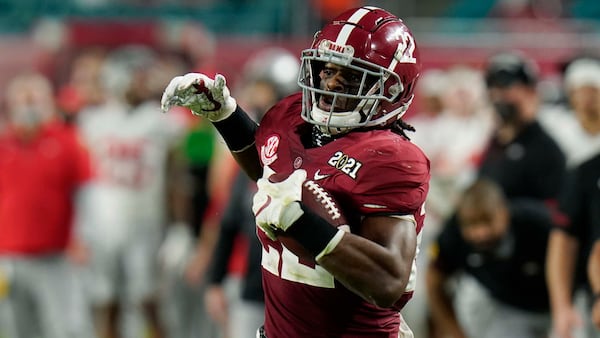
left=79, top=100, right=187, bottom=239
left=538, top=104, right=600, bottom=168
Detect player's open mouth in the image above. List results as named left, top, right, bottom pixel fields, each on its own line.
left=319, top=95, right=346, bottom=112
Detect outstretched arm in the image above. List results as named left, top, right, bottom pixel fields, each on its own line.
left=161, top=73, right=263, bottom=180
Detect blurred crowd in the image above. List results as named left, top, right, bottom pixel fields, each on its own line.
left=403, top=52, right=600, bottom=338
left=0, top=16, right=600, bottom=338
left=0, top=24, right=300, bottom=338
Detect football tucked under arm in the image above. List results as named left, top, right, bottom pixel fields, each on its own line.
left=276, top=179, right=350, bottom=261
left=252, top=168, right=349, bottom=262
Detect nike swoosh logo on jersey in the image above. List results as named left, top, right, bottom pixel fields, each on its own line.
left=313, top=169, right=330, bottom=180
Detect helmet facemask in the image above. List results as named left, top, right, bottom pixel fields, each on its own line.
left=298, top=47, right=405, bottom=136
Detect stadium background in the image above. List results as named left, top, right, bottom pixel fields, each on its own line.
left=1, top=0, right=600, bottom=113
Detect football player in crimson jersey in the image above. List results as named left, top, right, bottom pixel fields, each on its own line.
left=162, top=6, right=430, bottom=337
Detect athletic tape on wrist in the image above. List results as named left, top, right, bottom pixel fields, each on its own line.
left=315, top=229, right=346, bottom=262
left=285, top=204, right=341, bottom=258
left=212, top=106, right=258, bottom=152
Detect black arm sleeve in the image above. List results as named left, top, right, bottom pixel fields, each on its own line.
left=212, top=106, right=258, bottom=152
left=212, top=106, right=263, bottom=181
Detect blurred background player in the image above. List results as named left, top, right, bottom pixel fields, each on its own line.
left=55, top=48, right=108, bottom=125
left=447, top=50, right=567, bottom=338
left=410, top=64, right=493, bottom=232
left=153, top=26, right=223, bottom=338
left=403, top=64, right=494, bottom=338
left=538, top=57, right=600, bottom=168
left=426, top=178, right=555, bottom=338
left=542, top=56, right=600, bottom=337
left=545, top=57, right=600, bottom=338
left=479, top=50, right=566, bottom=201
left=549, top=148, right=600, bottom=338
left=77, top=46, right=188, bottom=338
left=202, top=169, right=263, bottom=338
left=203, top=47, right=300, bottom=338
left=401, top=68, right=450, bottom=338
left=157, top=110, right=221, bottom=338
left=0, top=72, right=96, bottom=338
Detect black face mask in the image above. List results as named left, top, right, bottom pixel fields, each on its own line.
left=493, top=101, right=520, bottom=124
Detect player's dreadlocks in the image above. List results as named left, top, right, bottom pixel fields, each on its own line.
left=311, top=126, right=334, bottom=147
left=390, top=119, right=416, bottom=140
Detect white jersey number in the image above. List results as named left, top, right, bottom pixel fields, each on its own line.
left=261, top=244, right=335, bottom=288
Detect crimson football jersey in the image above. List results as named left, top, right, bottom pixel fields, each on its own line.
left=254, top=93, right=430, bottom=337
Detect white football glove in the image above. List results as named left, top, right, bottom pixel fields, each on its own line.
left=157, top=222, right=194, bottom=274
left=161, top=73, right=237, bottom=122
left=252, top=166, right=306, bottom=240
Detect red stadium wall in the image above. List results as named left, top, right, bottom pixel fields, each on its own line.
left=0, top=20, right=586, bottom=113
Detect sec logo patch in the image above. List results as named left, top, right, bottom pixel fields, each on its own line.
left=261, top=134, right=280, bottom=166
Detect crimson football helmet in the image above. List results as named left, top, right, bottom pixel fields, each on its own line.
left=298, top=6, right=421, bottom=135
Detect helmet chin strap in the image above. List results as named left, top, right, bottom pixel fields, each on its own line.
left=310, top=104, right=362, bottom=136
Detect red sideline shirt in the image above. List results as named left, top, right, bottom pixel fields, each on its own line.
left=0, top=122, right=92, bottom=255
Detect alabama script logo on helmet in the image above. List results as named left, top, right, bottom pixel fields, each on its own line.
left=317, top=40, right=355, bottom=66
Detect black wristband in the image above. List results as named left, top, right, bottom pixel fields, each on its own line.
left=594, top=292, right=600, bottom=302
left=212, top=106, right=258, bottom=152
left=285, top=204, right=339, bottom=257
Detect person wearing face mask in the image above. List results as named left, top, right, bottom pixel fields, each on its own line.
left=426, top=178, right=556, bottom=338
left=0, top=72, right=96, bottom=338
left=453, top=51, right=567, bottom=338
left=478, top=51, right=566, bottom=202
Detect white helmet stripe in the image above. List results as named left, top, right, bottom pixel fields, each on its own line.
left=388, top=51, right=399, bottom=72
left=335, top=7, right=370, bottom=45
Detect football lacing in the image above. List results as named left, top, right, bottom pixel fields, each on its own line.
left=304, top=180, right=341, bottom=220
